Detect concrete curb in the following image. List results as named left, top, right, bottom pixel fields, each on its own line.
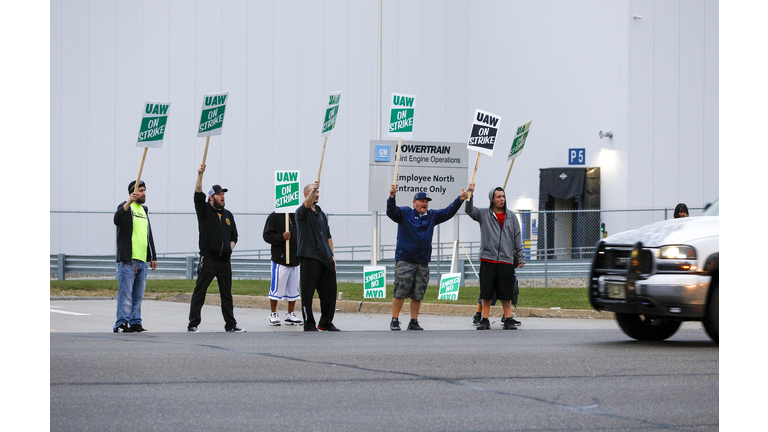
left=163, top=293, right=614, bottom=320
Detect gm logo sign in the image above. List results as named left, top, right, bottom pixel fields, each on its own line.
left=569, top=148, right=585, bottom=165
left=375, top=145, right=391, bottom=162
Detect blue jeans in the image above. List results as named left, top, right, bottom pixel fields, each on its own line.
left=115, top=260, right=147, bottom=329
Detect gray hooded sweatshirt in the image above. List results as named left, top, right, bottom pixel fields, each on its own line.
left=464, top=189, right=525, bottom=265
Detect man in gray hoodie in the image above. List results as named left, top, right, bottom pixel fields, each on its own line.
left=465, top=184, right=525, bottom=330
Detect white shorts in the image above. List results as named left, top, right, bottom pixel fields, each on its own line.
left=269, top=262, right=300, bottom=301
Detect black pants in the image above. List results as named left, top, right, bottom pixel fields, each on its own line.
left=479, top=260, right=517, bottom=301
left=299, top=257, right=337, bottom=330
left=188, top=255, right=237, bottom=330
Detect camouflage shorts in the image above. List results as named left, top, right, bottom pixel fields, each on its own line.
left=393, top=261, right=430, bottom=301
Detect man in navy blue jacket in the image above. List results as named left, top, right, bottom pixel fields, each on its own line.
left=386, top=183, right=468, bottom=330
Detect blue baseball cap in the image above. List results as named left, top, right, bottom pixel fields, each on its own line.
left=413, top=192, right=432, bottom=201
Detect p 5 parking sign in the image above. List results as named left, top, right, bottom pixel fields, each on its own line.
left=569, top=148, right=585, bottom=165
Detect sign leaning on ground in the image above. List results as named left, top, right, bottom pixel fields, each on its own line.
left=197, top=92, right=229, bottom=137
left=467, top=109, right=501, bottom=156
left=137, top=101, right=171, bottom=147
left=507, top=120, right=532, bottom=161
left=321, top=91, right=341, bottom=137
left=368, top=140, right=468, bottom=212
left=437, top=273, right=461, bottom=300
left=363, top=266, right=386, bottom=299
left=389, top=92, right=416, bottom=139
left=274, top=170, right=301, bottom=213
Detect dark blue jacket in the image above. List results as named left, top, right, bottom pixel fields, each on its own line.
left=386, top=196, right=463, bottom=264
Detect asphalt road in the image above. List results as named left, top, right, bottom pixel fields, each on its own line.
left=51, top=299, right=718, bottom=431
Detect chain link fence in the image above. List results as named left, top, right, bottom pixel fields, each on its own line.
left=51, top=206, right=705, bottom=284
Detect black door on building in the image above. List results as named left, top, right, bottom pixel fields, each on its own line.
left=538, top=168, right=600, bottom=259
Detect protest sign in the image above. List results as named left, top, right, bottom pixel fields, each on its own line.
left=197, top=92, right=228, bottom=138
left=317, top=91, right=342, bottom=181
left=437, top=273, right=462, bottom=301
left=504, top=120, right=532, bottom=189
left=274, top=170, right=301, bottom=213
left=275, top=170, right=301, bottom=264
left=195, top=92, right=229, bottom=190
left=388, top=92, right=416, bottom=185
left=137, top=101, right=171, bottom=148
left=133, top=101, right=171, bottom=192
left=321, top=92, right=341, bottom=137
left=466, top=109, right=501, bottom=199
left=363, top=266, right=386, bottom=299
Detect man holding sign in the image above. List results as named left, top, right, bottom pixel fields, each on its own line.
left=113, top=180, right=157, bottom=333
left=386, top=184, right=469, bottom=331
left=296, top=181, right=340, bottom=332
left=262, top=170, right=302, bottom=327
left=187, top=164, right=244, bottom=333
left=465, top=185, right=525, bottom=330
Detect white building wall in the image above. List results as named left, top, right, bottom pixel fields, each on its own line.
left=51, top=0, right=718, bottom=236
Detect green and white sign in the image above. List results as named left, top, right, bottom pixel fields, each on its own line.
left=507, top=120, right=532, bottom=161
left=137, top=101, right=171, bottom=148
left=437, top=273, right=461, bottom=300
left=321, top=91, right=341, bottom=137
left=197, top=92, right=229, bottom=137
left=274, top=170, right=301, bottom=213
left=363, top=266, right=386, bottom=299
left=388, top=92, right=416, bottom=139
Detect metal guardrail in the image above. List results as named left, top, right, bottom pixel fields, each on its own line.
left=50, top=254, right=591, bottom=285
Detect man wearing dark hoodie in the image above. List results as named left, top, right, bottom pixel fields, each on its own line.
left=465, top=184, right=525, bottom=330
left=187, top=164, right=244, bottom=333
left=113, top=180, right=157, bottom=333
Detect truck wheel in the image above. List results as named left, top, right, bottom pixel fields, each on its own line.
left=703, top=276, right=719, bottom=343
left=615, top=313, right=681, bottom=341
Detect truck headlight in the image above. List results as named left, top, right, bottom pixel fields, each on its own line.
left=659, top=245, right=696, bottom=260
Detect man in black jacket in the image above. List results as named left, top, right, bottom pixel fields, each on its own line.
left=113, top=180, right=157, bottom=333
left=296, top=180, right=339, bottom=332
left=262, top=211, right=302, bottom=326
left=188, top=164, right=244, bottom=332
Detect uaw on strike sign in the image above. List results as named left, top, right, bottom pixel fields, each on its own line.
left=137, top=101, right=171, bottom=147
left=467, top=109, right=501, bottom=156
left=197, top=92, right=228, bottom=137
left=274, top=171, right=301, bottom=213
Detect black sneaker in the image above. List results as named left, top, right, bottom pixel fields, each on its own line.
left=472, top=312, right=482, bottom=326
left=476, top=318, right=491, bottom=330
left=390, top=318, right=401, bottom=331
left=187, top=326, right=199, bottom=333
left=318, top=324, right=341, bottom=331
left=113, top=323, right=130, bottom=333
left=509, top=317, right=522, bottom=326
left=227, top=327, right=246, bottom=333
left=130, top=324, right=147, bottom=333
left=407, top=320, right=423, bottom=331
left=503, top=319, right=518, bottom=330
left=304, top=327, right=319, bottom=332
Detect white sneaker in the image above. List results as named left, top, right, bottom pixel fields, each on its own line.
left=284, top=312, right=303, bottom=325
left=268, top=312, right=281, bottom=326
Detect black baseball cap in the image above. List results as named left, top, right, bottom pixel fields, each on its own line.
left=208, top=184, right=228, bottom=197
left=128, top=180, right=145, bottom=193
left=413, top=192, right=432, bottom=201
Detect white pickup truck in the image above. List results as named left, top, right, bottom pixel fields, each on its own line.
left=588, top=200, right=719, bottom=343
